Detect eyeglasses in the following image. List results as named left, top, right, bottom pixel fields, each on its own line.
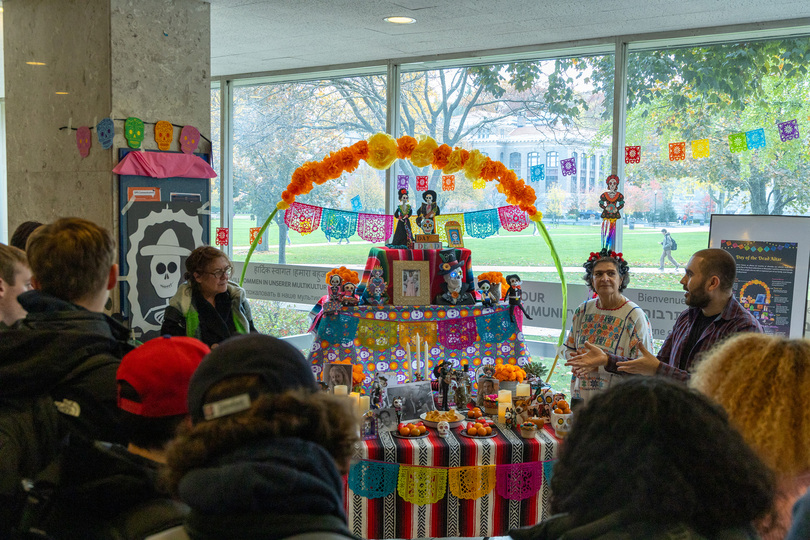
left=204, top=265, right=233, bottom=279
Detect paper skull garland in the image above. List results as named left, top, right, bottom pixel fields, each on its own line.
left=124, top=117, right=145, bottom=149
left=437, top=420, right=450, bottom=438
left=154, top=121, right=174, bottom=151
left=96, top=118, right=114, bottom=149
left=76, top=126, right=91, bottom=158
left=180, top=125, right=200, bottom=154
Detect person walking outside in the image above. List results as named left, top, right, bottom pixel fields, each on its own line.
left=659, top=228, right=680, bottom=271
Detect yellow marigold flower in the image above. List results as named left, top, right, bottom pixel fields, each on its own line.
left=463, top=149, right=488, bottom=181
left=365, top=132, right=398, bottom=170
left=410, top=136, right=438, bottom=168
left=443, top=148, right=469, bottom=175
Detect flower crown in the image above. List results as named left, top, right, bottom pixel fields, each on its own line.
left=587, top=249, right=624, bottom=264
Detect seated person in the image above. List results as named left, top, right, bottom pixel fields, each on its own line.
left=692, top=333, right=810, bottom=540
left=510, top=377, right=775, bottom=539
left=161, top=246, right=256, bottom=347
left=0, top=243, right=32, bottom=329
left=165, top=334, right=360, bottom=539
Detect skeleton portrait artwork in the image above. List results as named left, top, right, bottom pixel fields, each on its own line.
left=125, top=202, right=203, bottom=342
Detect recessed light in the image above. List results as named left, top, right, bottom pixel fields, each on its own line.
left=55, top=92, right=69, bottom=95
left=26, top=61, right=47, bottom=66
left=384, top=16, right=415, bottom=24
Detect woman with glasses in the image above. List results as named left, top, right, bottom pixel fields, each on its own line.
left=161, top=246, right=256, bottom=346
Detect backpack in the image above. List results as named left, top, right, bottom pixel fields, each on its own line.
left=669, top=235, right=678, bottom=251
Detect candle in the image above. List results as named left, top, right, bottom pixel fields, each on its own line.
left=349, top=392, right=361, bottom=416
left=415, top=334, right=422, bottom=379
left=498, top=401, right=509, bottom=423
left=516, top=383, right=531, bottom=398
left=498, top=389, right=513, bottom=403
left=359, top=395, right=370, bottom=413
left=406, top=342, right=413, bottom=381
left=424, top=341, right=429, bottom=380
left=334, top=385, right=348, bottom=396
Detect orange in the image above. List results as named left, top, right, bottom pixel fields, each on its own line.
left=409, top=426, right=421, bottom=437
left=467, top=425, right=478, bottom=435
left=476, top=426, right=487, bottom=436
left=557, top=400, right=568, bottom=410
left=417, top=425, right=427, bottom=435
left=399, top=426, right=410, bottom=436
left=485, top=426, right=492, bottom=435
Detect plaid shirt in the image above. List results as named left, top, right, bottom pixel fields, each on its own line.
left=607, top=296, right=762, bottom=382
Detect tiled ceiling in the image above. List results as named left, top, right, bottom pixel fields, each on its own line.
left=209, top=0, right=810, bottom=77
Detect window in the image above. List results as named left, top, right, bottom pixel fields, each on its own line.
left=546, top=151, right=558, bottom=168
left=509, top=152, right=521, bottom=174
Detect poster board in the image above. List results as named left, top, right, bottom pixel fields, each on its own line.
left=118, top=149, right=211, bottom=342
left=709, top=214, right=810, bottom=338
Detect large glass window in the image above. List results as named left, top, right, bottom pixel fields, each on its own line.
left=210, top=84, right=221, bottom=246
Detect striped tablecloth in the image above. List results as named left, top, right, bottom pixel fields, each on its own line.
left=346, top=423, right=559, bottom=539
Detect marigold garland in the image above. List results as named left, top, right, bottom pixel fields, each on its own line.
left=282, top=133, right=539, bottom=216
left=325, top=266, right=360, bottom=285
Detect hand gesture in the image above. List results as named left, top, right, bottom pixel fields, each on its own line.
left=564, top=342, right=607, bottom=377
left=616, top=341, right=660, bottom=376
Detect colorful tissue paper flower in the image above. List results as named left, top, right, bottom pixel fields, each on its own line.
left=410, top=136, right=439, bottom=168
left=351, top=140, right=369, bottom=160
left=691, top=139, right=710, bottom=159
left=442, top=148, right=469, bottom=175
left=463, top=149, right=488, bottom=181
left=366, top=132, right=398, bottom=170
left=322, top=154, right=344, bottom=180
left=396, top=135, right=418, bottom=159
left=432, top=144, right=452, bottom=170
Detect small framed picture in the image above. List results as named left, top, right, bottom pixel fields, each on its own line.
left=324, top=363, right=353, bottom=392
left=476, top=377, right=500, bottom=407
left=393, top=260, right=431, bottom=306
left=444, top=220, right=464, bottom=248
left=385, top=381, right=435, bottom=421
left=374, top=407, right=399, bottom=432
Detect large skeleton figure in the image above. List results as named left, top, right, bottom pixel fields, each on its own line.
left=140, top=229, right=190, bottom=325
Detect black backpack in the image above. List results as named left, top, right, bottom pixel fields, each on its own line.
left=669, top=235, right=678, bottom=251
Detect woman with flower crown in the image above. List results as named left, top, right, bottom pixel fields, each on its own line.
left=562, top=248, right=653, bottom=404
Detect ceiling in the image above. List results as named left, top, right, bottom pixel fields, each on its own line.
left=209, top=0, right=810, bottom=78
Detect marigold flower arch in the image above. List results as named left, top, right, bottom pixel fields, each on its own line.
left=239, top=132, right=568, bottom=381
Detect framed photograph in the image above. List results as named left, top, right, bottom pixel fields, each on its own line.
left=476, top=377, right=500, bottom=407
left=324, top=363, right=353, bottom=392
left=374, top=407, right=399, bottom=432
left=445, top=220, right=464, bottom=248
left=393, top=260, right=431, bottom=306
left=385, top=381, right=435, bottom=421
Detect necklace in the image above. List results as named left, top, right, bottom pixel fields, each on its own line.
left=596, top=297, right=628, bottom=311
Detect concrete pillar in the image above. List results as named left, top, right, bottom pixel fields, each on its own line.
left=3, top=0, right=210, bottom=234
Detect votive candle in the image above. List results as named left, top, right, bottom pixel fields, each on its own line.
left=334, top=385, right=348, bottom=396
left=349, top=392, right=361, bottom=416
left=359, top=395, right=370, bottom=413
left=498, top=389, right=513, bottom=403
left=516, top=383, right=531, bottom=398
left=498, top=401, right=509, bottom=423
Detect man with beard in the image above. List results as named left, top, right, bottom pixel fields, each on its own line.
left=566, top=249, right=761, bottom=382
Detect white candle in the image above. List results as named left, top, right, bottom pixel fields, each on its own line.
left=334, top=385, right=348, bottom=396
left=359, top=395, right=370, bottom=413
left=424, top=341, right=429, bottom=380
left=406, top=342, right=413, bottom=381
left=498, top=389, right=513, bottom=403
left=498, top=402, right=509, bottom=423
left=516, top=383, right=531, bottom=398
left=415, top=334, right=422, bottom=378
left=349, top=392, right=360, bottom=416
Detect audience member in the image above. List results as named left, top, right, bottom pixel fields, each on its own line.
left=164, top=334, right=360, bottom=539
left=786, top=486, right=810, bottom=540
left=30, top=336, right=209, bottom=538
left=161, top=246, right=256, bottom=347
left=567, top=248, right=762, bottom=382
left=563, top=248, right=653, bottom=403
left=0, top=218, right=132, bottom=527
left=0, top=243, right=32, bottom=328
left=510, top=377, right=774, bottom=540
left=9, top=220, right=43, bottom=251
left=692, top=333, right=810, bottom=540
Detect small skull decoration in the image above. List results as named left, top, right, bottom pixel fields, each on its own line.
left=124, top=117, right=145, bottom=149
left=76, top=126, right=91, bottom=158
left=437, top=420, right=450, bottom=438
left=154, top=120, right=174, bottom=151
left=96, top=117, right=114, bottom=149
left=180, top=125, right=200, bottom=154
left=554, top=413, right=573, bottom=438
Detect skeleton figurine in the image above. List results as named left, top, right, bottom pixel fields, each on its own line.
left=478, top=279, right=499, bottom=308
left=433, top=361, right=451, bottom=410
left=393, top=397, right=403, bottom=422
left=452, top=365, right=472, bottom=410
left=505, top=273, right=533, bottom=323
left=416, top=190, right=441, bottom=231
left=363, top=264, right=387, bottom=306
left=140, top=229, right=190, bottom=326
left=435, top=250, right=475, bottom=306
left=340, top=281, right=359, bottom=306
left=323, top=273, right=343, bottom=315
left=437, top=420, right=450, bottom=438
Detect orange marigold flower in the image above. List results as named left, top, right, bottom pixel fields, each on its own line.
left=322, top=154, right=344, bottom=180
left=351, top=140, right=369, bottom=161
left=480, top=159, right=500, bottom=181
left=396, top=135, right=418, bottom=159
left=432, top=144, right=452, bottom=170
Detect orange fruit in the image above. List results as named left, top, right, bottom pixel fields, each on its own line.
left=417, top=425, right=427, bottom=435
left=476, top=426, right=487, bottom=436
left=485, top=426, right=492, bottom=435
left=409, top=426, right=421, bottom=437
left=467, top=425, right=478, bottom=435
left=562, top=407, right=571, bottom=414
left=399, top=426, right=410, bottom=436
left=557, top=400, right=568, bottom=410
left=554, top=408, right=563, bottom=414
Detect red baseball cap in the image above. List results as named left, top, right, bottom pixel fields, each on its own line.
left=117, top=335, right=210, bottom=417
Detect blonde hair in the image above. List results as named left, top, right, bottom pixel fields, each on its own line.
left=691, top=333, right=810, bottom=476
left=0, top=243, right=27, bottom=284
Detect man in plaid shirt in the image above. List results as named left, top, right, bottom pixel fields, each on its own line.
left=567, top=248, right=762, bottom=382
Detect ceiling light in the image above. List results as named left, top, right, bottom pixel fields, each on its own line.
left=55, top=92, right=69, bottom=95
left=26, top=61, right=47, bottom=66
left=384, top=16, right=415, bottom=24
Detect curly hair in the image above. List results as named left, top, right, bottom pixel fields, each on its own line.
left=550, top=377, right=774, bottom=535
left=163, top=380, right=358, bottom=495
left=581, top=248, right=630, bottom=292
left=691, top=333, right=810, bottom=477
left=325, top=265, right=359, bottom=285
left=184, top=246, right=230, bottom=291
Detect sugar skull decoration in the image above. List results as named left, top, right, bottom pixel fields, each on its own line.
left=552, top=410, right=573, bottom=438
left=437, top=420, right=450, bottom=438
left=96, top=118, right=114, bottom=149
left=180, top=125, right=200, bottom=154
left=76, top=126, right=91, bottom=158
left=124, top=117, right=145, bottom=149
left=154, top=121, right=173, bottom=151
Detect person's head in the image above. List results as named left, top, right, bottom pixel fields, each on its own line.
left=379, top=410, right=392, bottom=422
left=0, top=244, right=32, bottom=326
left=680, top=248, right=736, bottom=308
left=165, top=334, right=357, bottom=490
left=691, top=333, right=810, bottom=477
left=661, top=228, right=668, bottom=235
left=423, top=190, right=436, bottom=204
left=398, top=188, right=408, bottom=204
left=582, top=248, right=630, bottom=293
left=116, top=336, right=210, bottom=452
left=26, top=218, right=117, bottom=309
left=329, top=366, right=348, bottom=386
left=550, top=377, right=774, bottom=535
left=9, top=221, right=43, bottom=251
left=184, top=246, right=232, bottom=298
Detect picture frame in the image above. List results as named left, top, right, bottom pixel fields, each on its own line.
left=393, top=260, right=431, bottom=306
left=476, top=376, right=500, bottom=407
left=445, top=220, right=464, bottom=248
left=324, top=362, right=353, bottom=392
left=374, top=407, right=399, bottom=432
left=385, top=381, right=436, bottom=421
